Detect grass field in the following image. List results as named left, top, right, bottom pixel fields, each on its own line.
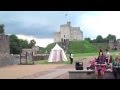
left=34, top=50, right=120, bottom=64
left=34, top=60, right=70, bottom=64
left=45, top=41, right=98, bottom=54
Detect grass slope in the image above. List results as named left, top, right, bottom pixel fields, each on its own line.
left=45, top=40, right=98, bottom=54
left=67, top=40, right=98, bottom=53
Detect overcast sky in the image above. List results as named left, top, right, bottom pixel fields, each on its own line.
left=0, top=11, right=120, bottom=47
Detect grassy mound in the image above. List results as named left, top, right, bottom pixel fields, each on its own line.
left=45, top=40, right=98, bottom=54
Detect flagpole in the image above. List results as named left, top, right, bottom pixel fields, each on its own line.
left=67, top=13, right=70, bottom=22
left=65, top=12, right=70, bottom=22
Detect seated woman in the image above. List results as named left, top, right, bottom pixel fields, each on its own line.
left=95, top=49, right=107, bottom=79
left=105, top=49, right=110, bottom=64
left=112, top=55, right=120, bottom=79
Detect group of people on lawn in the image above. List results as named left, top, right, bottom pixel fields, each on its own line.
left=94, top=49, right=120, bottom=79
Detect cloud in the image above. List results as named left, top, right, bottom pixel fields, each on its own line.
left=1, top=11, right=120, bottom=40
left=0, top=11, right=68, bottom=38
left=16, top=34, right=54, bottom=48
left=76, top=11, right=120, bottom=39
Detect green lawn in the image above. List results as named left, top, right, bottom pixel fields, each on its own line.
left=34, top=60, right=70, bottom=64
left=34, top=51, right=120, bottom=64
left=72, top=51, right=120, bottom=61
left=34, top=53, right=97, bottom=64
left=110, top=51, right=120, bottom=59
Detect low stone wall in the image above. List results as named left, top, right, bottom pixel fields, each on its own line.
left=33, top=54, right=49, bottom=61
left=0, top=54, right=49, bottom=67
left=12, top=54, right=21, bottom=64
left=0, top=54, right=16, bottom=67
left=68, top=69, right=119, bottom=79
left=0, top=54, right=22, bottom=67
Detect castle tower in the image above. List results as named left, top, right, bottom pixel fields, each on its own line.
left=53, top=21, right=83, bottom=43
left=60, top=21, right=71, bottom=42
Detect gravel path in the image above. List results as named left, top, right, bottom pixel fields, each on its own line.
left=0, top=56, right=96, bottom=79
left=53, top=56, right=96, bottom=79
left=0, top=64, right=65, bottom=79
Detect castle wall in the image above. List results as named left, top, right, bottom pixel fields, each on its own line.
left=32, top=46, right=39, bottom=54
left=0, top=35, right=10, bottom=54
left=0, top=35, right=16, bottom=67
left=54, top=21, right=83, bottom=42
left=71, top=27, right=83, bottom=41
left=60, top=25, right=71, bottom=40
left=53, top=32, right=61, bottom=42
left=80, top=31, right=83, bottom=40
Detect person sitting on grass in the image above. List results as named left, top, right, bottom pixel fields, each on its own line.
left=95, top=49, right=107, bottom=79
left=112, top=54, right=120, bottom=79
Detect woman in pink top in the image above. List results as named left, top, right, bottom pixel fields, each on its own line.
left=95, top=49, right=107, bottom=79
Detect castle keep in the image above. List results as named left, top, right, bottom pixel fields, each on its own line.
left=53, top=21, right=83, bottom=42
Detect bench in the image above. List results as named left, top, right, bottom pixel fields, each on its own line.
left=68, top=69, right=120, bottom=79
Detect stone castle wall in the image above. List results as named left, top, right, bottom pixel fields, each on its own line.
left=0, top=35, right=16, bottom=67
left=53, top=32, right=61, bottom=42
left=0, top=35, right=10, bottom=54
left=54, top=21, right=83, bottom=42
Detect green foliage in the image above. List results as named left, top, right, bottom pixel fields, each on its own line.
left=92, top=43, right=109, bottom=50
left=39, top=47, right=46, bottom=53
left=90, top=34, right=117, bottom=43
left=10, top=34, right=30, bottom=54
left=0, top=24, right=4, bottom=34
left=84, top=38, right=91, bottom=43
left=106, top=34, right=116, bottom=42
left=89, top=34, right=117, bottom=50
left=45, top=41, right=98, bottom=54
left=46, top=43, right=56, bottom=53
left=96, top=35, right=103, bottom=43
left=45, top=42, right=61, bottom=53
left=67, top=41, right=98, bottom=54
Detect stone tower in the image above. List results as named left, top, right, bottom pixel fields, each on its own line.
left=53, top=21, right=83, bottom=43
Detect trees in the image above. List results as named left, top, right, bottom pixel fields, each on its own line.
left=10, top=35, right=30, bottom=54
left=29, top=39, right=36, bottom=48
left=0, top=24, right=5, bottom=34
left=10, top=35, right=20, bottom=54
left=96, top=35, right=103, bottom=43
left=84, top=38, right=91, bottom=43
left=86, top=34, right=117, bottom=43
left=106, top=34, right=116, bottom=42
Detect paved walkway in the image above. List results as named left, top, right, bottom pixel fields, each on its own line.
left=0, top=64, right=65, bottom=79
left=34, top=56, right=95, bottom=79
left=0, top=56, right=95, bottom=79
left=34, top=69, right=74, bottom=79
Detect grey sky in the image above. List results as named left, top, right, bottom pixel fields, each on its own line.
left=1, top=11, right=120, bottom=47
